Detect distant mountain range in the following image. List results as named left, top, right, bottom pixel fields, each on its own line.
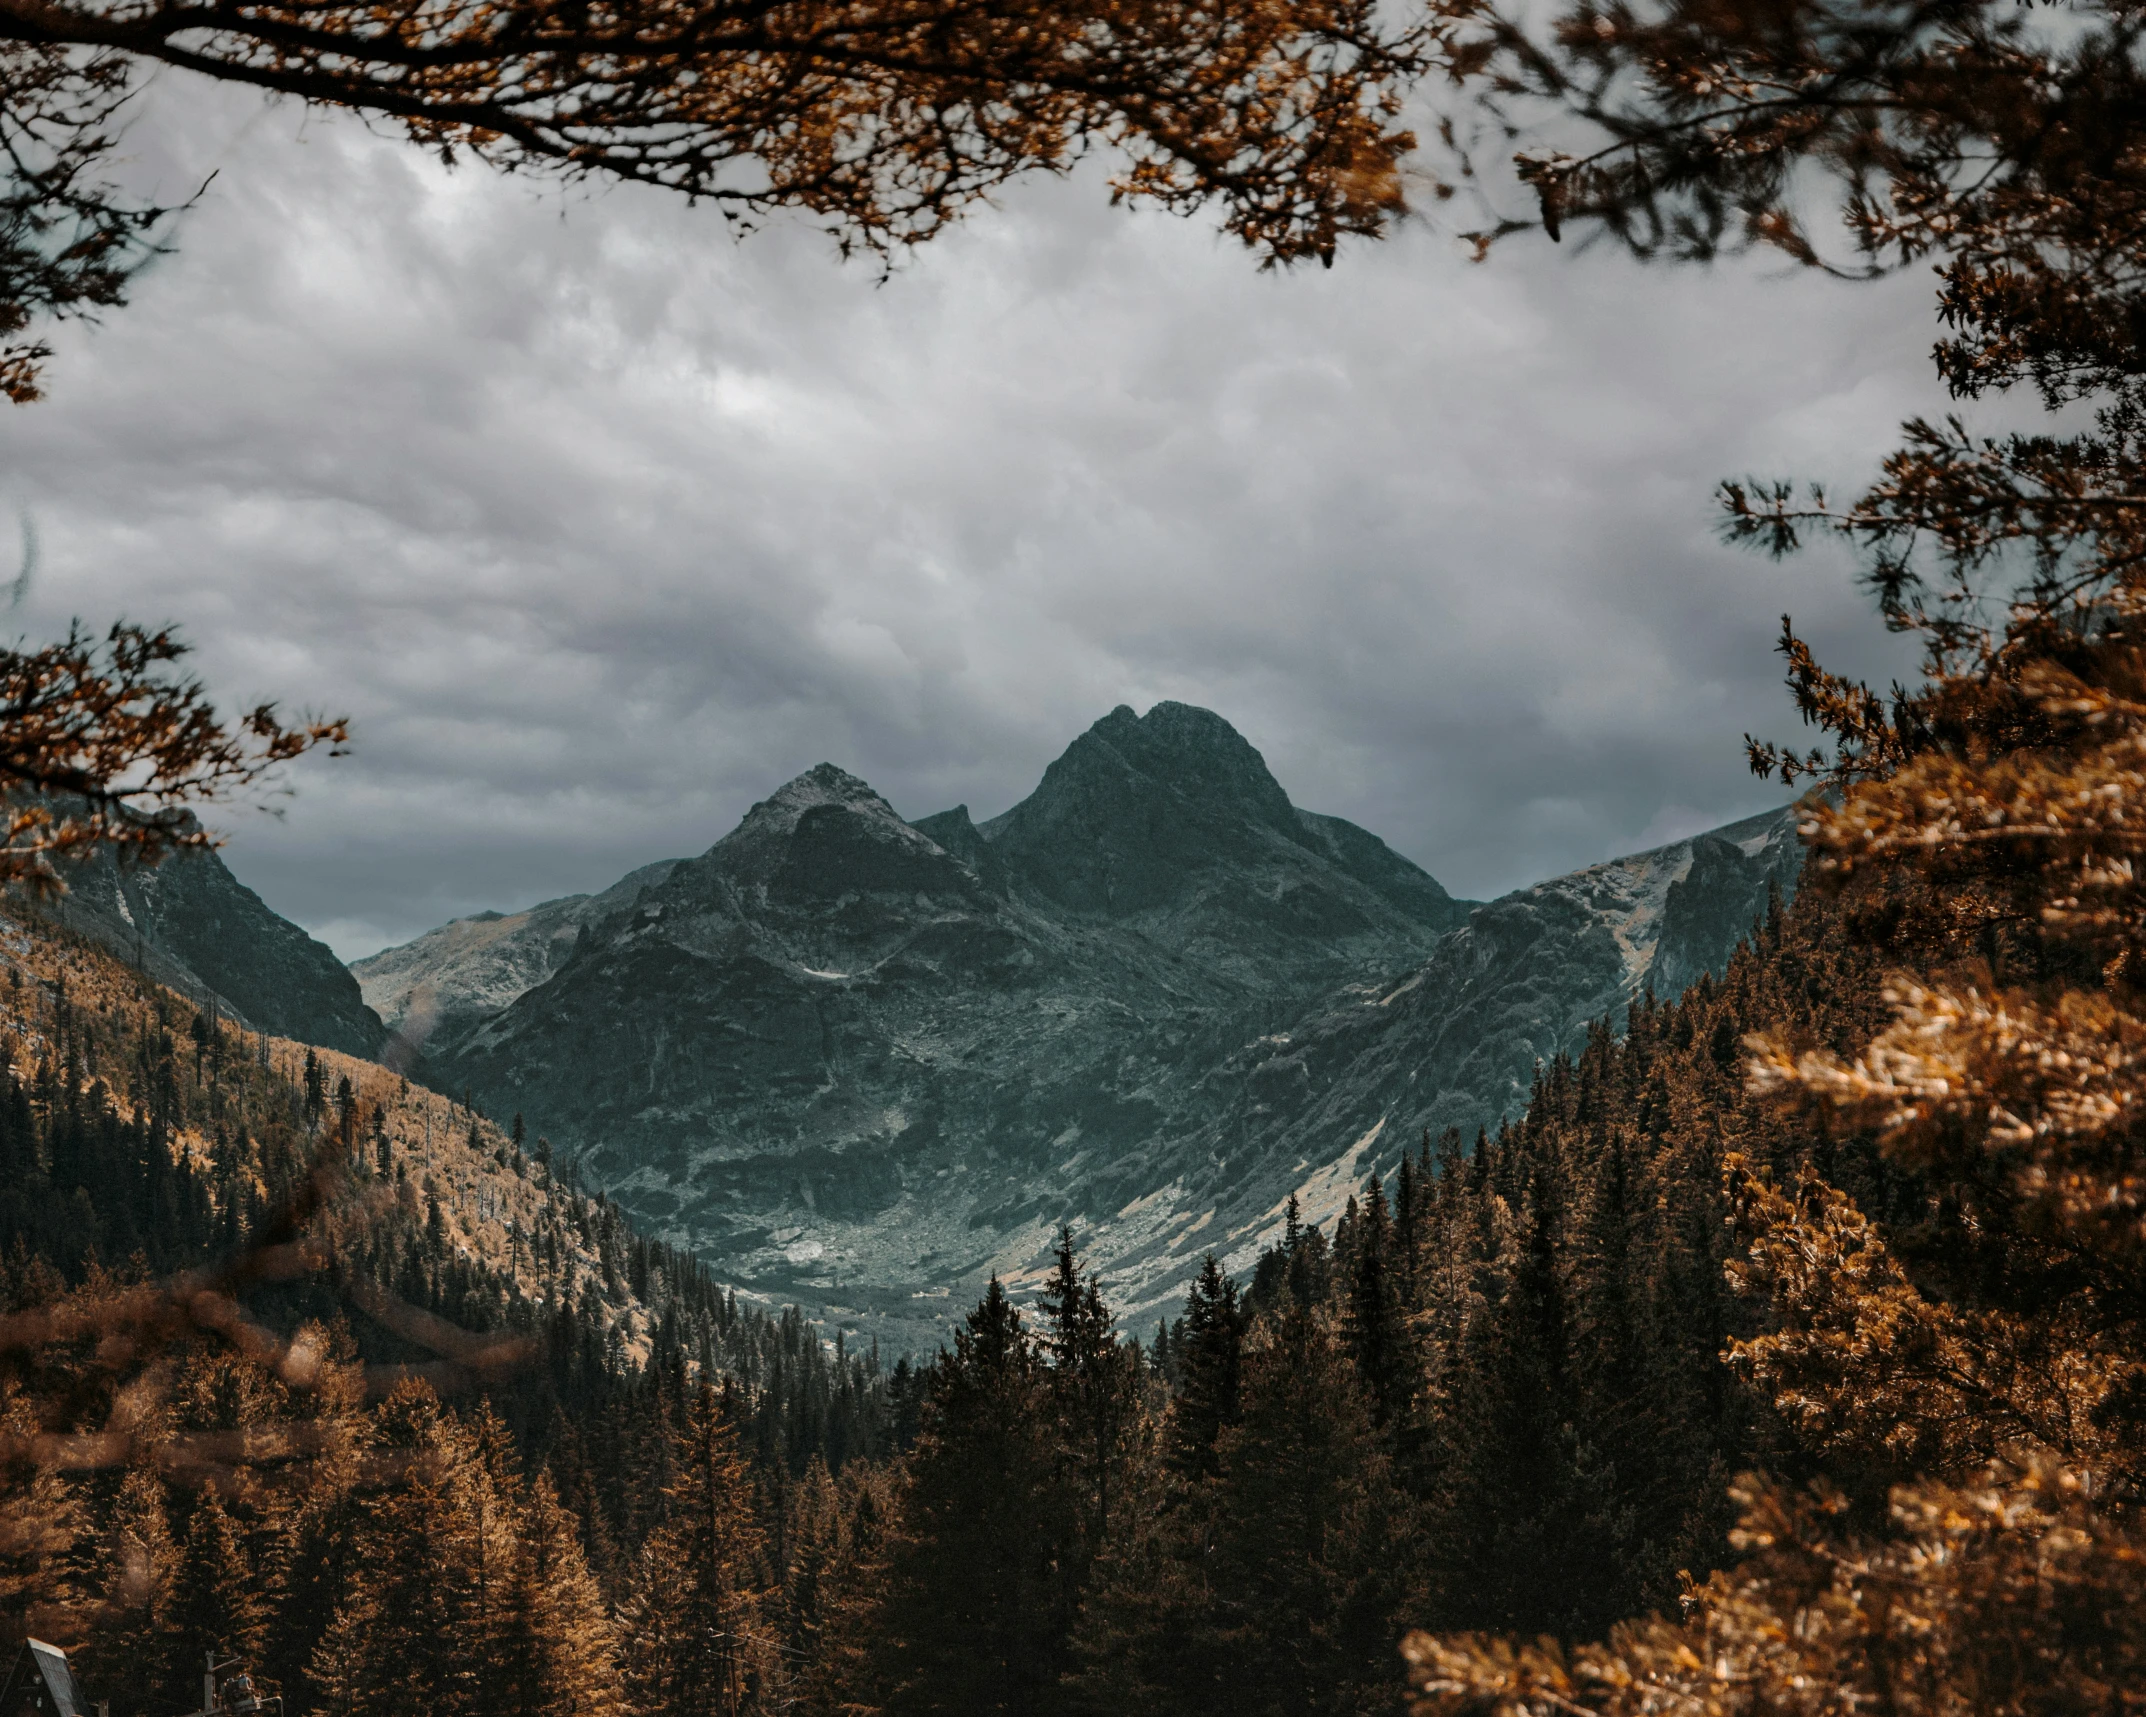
left=355, top=860, right=680, bottom=1059
left=346, top=702, right=1801, bottom=1351
left=29, top=702, right=1798, bottom=1352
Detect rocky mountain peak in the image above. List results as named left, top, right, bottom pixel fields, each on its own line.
left=974, top=702, right=1313, bottom=914
left=721, top=763, right=892, bottom=844
left=907, top=804, right=1004, bottom=890
left=1105, top=701, right=1300, bottom=818
left=700, top=764, right=903, bottom=873
left=675, top=761, right=982, bottom=909
left=1005, top=701, right=1297, bottom=831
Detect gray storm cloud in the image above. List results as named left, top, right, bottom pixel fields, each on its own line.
left=0, top=74, right=1932, bottom=957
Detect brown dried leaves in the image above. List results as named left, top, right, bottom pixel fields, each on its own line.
left=5, top=0, right=1437, bottom=266
left=1405, top=1459, right=2146, bottom=1717
left=0, top=620, right=347, bottom=892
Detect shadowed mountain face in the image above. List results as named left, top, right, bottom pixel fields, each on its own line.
left=372, top=703, right=1799, bottom=1354
left=57, top=844, right=385, bottom=1058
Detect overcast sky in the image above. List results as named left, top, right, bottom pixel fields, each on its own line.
left=0, top=73, right=1940, bottom=960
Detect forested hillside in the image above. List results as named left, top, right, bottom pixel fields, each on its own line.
left=12, top=0, right=2139, bottom=1698
left=818, top=880, right=1890, bottom=1716
left=2, top=857, right=1901, bottom=1714
left=0, top=902, right=911, bottom=1714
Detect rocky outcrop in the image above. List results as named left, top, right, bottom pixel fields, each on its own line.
left=1643, top=824, right=1801, bottom=998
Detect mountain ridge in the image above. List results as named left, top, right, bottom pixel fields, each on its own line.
left=351, top=702, right=1798, bottom=1351
left=353, top=859, right=678, bottom=1057
left=55, top=841, right=385, bottom=1058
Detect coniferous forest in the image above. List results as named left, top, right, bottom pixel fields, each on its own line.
left=0, top=848, right=1928, bottom=1715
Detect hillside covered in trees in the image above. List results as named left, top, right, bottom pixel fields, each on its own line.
left=0, top=844, right=1910, bottom=1714
left=0, top=903, right=912, bottom=1713
left=8, top=0, right=2143, bottom=1694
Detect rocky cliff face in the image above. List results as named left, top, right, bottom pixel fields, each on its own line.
left=394, top=703, right=1799, bottom=1353
left=971, top=702, right=1470, bottom=949
left=56, top=844, right=385, bottom=1058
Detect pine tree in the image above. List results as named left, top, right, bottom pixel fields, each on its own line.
left=543, top=1414, right=622, bottom=1594
left=168, top=1490, right=267, bottom=1681
left=795, top=1459, right=902, bottom=1713
left=80, top=1466, right=178, bottom=1708
left=1038, top=1229, right=1153, bottom=1607
left=1167, top=1254, right=1245, bottom=1482
left=621, top=1382, right=769, bottom=1717
left=0, top=1381, right=87, bottom=1649
left=311, top=1384, right=491, bottom=1717
left=1342, top=1176, right=1410, bottom=1431
left=262, top=1443, right=366, bottom=1717
left=461, top=1403, right=538, bottom=1712
left=1212, top=1305, right=1414, bottom=1715
left=1075, top=1302, right=1410, bottom=1717
left=518, top=1473, right=627, bottom=1717
left=871, top=1278, right=1073, bottom=1716
left=778, top=1457, right=843, bottom=1681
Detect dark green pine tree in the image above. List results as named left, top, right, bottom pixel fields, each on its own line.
left=873, top=1277, right=1074, bottom=1717
left=1427, top=1128, right=1602, bottom=1633
left=1038, top=1228, right=1151, bottom=1601
left=1072, top=1302, right=1409, bottom=1717
left=1206, top=1304, right=1414, bottom=1715
left=1342, top=1176, right=1410, bottom=1431
left=1167, top=1254, right=1244, bottom=1482
left=1392, top=1148, right=1422, bottom=1306
left=543, top=1414, right=622, bottom=1593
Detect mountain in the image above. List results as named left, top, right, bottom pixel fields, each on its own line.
left=966, top=701, right=1468, bottom=943
left=388, top=702, right=1797, bottom=1353
left=53, top=841, right=385, bottom=1058
left=437, top=707, right=1467, bottom=1209
left=1053, top=803, right=1803, bottom=1322
left=352, top=860, right=679, bottom=1057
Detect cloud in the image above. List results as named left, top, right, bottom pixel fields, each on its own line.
left=0, top=73, right=1935, bottom=957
